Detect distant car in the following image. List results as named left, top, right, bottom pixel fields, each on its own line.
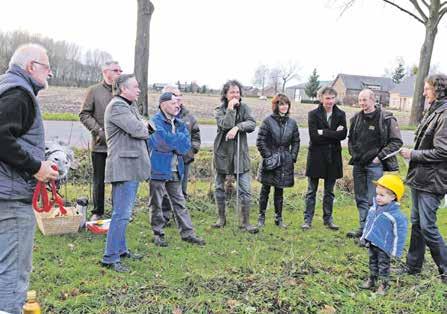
left=259, top=95, right=267, bottom=100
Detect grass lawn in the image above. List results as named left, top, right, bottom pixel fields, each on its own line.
left=29, top=149, right=447, bottom=313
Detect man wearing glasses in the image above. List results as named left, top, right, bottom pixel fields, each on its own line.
left=80, top=61, right=122, bottom=221
left=160, top=85, right=201, bottom=226
left=0, top=43, right=58, bottom=314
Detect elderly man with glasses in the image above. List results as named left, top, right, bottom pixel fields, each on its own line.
left=80, top=60, right=123, bottom=221
left=0, top=43, right=58, bottom=314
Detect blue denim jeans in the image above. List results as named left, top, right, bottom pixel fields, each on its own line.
left=0, top=200, right=36, bottom=314
left=214, top=172, right=251, bottom=206
left=304, top=177, right=336, bottom=224
left=102, top=181, right=139, bottom=264
left=353, top=162, right=383, bottom=231
left=406, top=188, right=447, bottom=274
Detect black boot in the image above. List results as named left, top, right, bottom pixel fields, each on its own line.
left=258, top=185, right=269, bottom=227
left=274, top=188, right=287, bottom=228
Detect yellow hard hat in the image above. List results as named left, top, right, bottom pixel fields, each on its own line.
left=374, top=174, right=405, bottom=201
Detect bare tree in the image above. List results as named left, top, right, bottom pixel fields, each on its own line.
left=134, top=0, right=155, bottom=116
left=252, top=64, right=269, bottom=96
left=269, top=67, right=282, bottom=94
left=341, top=0, right=447, bottom=124
left=279, top=62, right=300, bottom=92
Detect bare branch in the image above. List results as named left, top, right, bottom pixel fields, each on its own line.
left=383, top=0, right=426, bottom=24
left=437, top=6, right=447, bottom=26
left=421, top=0, right=430, bottom=9
left=441, top=1, right=447, bottom=9
left=338, top=0, right=356, bottom=17
left=409, top=0, right=428, bottom=21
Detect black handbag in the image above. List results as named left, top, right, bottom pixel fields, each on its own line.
left=264, top=153, right=281, bottom=170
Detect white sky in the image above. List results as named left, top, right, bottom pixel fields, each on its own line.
left=2, top=0, right=447, bottom=89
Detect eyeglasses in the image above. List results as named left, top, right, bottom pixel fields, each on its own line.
left=32, top=60, right=51, bottom=71
left=108, top=68, right=123, bottom=73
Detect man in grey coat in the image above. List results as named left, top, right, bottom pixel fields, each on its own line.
left=101, top=74, right=151, bottom=273
left=79, top=61, right=122, bottom=221
left=212, top=80, right=258, bottom=233
left=0, top=44, right=58, bottom=314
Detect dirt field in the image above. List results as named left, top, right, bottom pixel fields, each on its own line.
left=37, top=86, right=411, bottom=126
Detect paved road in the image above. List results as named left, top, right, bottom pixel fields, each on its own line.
left=44, top=120, right=415, bottom=148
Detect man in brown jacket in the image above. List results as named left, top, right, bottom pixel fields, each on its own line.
left=79, top=61, right=122, bottom=221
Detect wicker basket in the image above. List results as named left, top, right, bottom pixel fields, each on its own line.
left=34, top=207, right=81, bottom=236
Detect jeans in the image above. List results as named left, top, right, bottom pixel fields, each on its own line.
left=102, top=181, right=139, bottom=264
left=92, top=152, right=107, bottom=216
left=214, top=172, right=251, bottom=206
left=150, top=178, right=195, bottom=238
left=162, top=163, right=190, bottom=222
left=0, top=200, right=36, bottom=314
left=369, top=244, right=391, bottom=279
left=304, top=177, right=336, bottom=224
left=406, top=188, right=447, bottom=274
left=353, top=162, right=383, bottom=231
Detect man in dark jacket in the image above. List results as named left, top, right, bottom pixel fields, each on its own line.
left=0, top=44, right=59, bottom=314
left=79, top=61, right=122, bottom=221
left=400, top=74, right=447, bottom=282
left=212, top=80, right=258, bottom=233
left=160, top=86, right=201, bottom=226
left=148, top=92, right=205, bottom=247
left=347, top=89, right=403, bottom=238
left=302, top=87, right=347, bottom=231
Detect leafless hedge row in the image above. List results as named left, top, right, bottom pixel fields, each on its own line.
left=0, top=30, right=112, bottom=87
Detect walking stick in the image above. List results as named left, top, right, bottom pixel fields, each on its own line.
left=235, top=132, right=240, bottom=233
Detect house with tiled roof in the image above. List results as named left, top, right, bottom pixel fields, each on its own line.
left=331, top=74, right=395, bottom=106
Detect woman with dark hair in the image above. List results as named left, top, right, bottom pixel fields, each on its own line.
left=400, top=74, right=447, bottom=282
left=256, top=94, right=300, bottom=227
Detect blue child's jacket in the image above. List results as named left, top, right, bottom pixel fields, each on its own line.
left=360, top=201, right=408, bottom=257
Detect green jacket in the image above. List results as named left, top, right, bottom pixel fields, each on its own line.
left=213, top=102, right=256, bottom=174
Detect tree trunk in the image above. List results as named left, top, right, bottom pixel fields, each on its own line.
left=134, top=0, right=154, bottom=116
left=410, top=20, right=437, bottom=125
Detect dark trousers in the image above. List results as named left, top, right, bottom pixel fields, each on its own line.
left=369, top=244, right=390, bottom=279
left=353, top=162, right=383, bottom=231
left=162, top=164, right=190, bottom=222
left=304, top=177, right=336, bottom=224
left=406, top=188, right=447, bottom=274
left=91, top=152, right=107, bottom=216
left=259, top=184, right=283, bottom=219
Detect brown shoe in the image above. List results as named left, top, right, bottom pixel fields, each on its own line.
left=376, top=281, right=389, bottom=296
left=360, top=276, right=377, bottom=290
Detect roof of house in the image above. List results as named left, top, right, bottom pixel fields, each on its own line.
left=390, top=75, right=416, bottom=97
left=333, top=74, right=395, bottom=92
left=286, top=80, right=332, bottom=90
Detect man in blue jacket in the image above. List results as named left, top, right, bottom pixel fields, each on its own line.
left=148, top=92, right=205, bottom=247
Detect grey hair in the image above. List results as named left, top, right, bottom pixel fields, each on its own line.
left=102, top=60, right=120, bottom=71
left=113, top=74, right=135, bottom=96
left=162, top=84, right=180, bottom=94
left=9, top=43, right=47, bottom=70
left=359, top=88, right=375, bottom=100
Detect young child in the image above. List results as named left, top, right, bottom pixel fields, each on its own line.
left=359, top=174, right=408, bottom=295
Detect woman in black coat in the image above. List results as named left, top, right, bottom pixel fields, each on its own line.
left=256, top=94, right=300, bottom=227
